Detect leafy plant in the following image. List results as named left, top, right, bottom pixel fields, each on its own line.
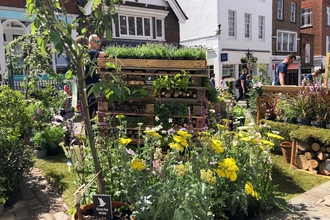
left=33, top=125, right=65, bottom=150
left=291, top=87, right=314, bottom=120
left=0, top=177, right=7, bottom=204
left=154, top=102, right=190, bottom=129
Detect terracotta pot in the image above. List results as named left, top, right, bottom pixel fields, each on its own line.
left=72, top=201, right=131, bottom=220
left=280, top=142, right=292, bottom=164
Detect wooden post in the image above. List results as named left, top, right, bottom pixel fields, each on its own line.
left=290, top=139, right=297, bottom=168
left=324, top=52, right=330, bottom=89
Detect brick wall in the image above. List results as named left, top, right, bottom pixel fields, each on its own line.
left=165, top=9, right=180, bottom=43
left=300, top=33, right=314, bottom=67
left=1, top=0, right=78, bottom=14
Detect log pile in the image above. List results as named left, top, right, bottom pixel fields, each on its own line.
left=295, top=141, right=330, bottom=175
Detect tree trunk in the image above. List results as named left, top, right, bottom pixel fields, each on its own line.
left=297, top=142, right=311, bottom=151
left=305, top=151, right=316, bottom=160
left=311, top=142, right=320, bottom=151
left=77, top=62, right=105, bottom=194
left=296, top=155, right=309, bottom=170
left=307, top=159, right=319, bottom=169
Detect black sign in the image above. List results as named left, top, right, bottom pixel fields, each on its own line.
left=145, top=75, right=155, bottom=85
left=221, top=53, right=228, bottom=62
left=301, top=69, right=312, bottom=74
left=93, top=194, right=112, bottom=219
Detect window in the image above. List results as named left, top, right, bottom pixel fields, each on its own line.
left=258, top=16, right=265, bottom=40
left=291, top=2, right=296, bottom=22
left=277, top=0, right=283, bottom=19
left=277, top=31, right=297, bottom=52
left=207, top=65, right=214, bottom=78
left=327, top=7, right=330, bottom=26
left=301, top=8, right=312, bottom=27
left=326, top=36, right=330, bottom=52
left=305, top=44, right=310, bottom=63
left=228, top=10, right=236, bottom=38
left=156, top=19, right=163, bottom=38
left=119, top=15, right=153, bottom=38
left=244, top=13, right=251, bottom=39
left=222, top=64, right=235, bottom=78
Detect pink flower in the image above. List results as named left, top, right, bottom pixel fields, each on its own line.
left=125, top=148, right=136, bottom=156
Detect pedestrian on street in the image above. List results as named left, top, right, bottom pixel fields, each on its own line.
left=302, top=69, right=321, bottom=86
left=273, top=54, right=296, bottom=86
left=236, top=68, right=248, bottom=102
left=209, top=73, right=216, bottom=88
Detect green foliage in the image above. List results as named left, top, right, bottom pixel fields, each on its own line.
left=291, top=88, right=314, bottom=120
left=154, top=102, right=190, bottom=129
left=290, top=126, right=330, bottom=145
left=207, top=87, right=218, bottom=103
left=129, top=87, right=149, bottom=99
left=33, top=125, right=65, bottom=150
left=104, top=43, right=207, bottom=60
left=233, top=104, right=246, bottom=118
left=152, top=70, right=191, bottom=96
left=0, top=177, right=7, bottom=204
left=0, top=86, right=30, bottom=135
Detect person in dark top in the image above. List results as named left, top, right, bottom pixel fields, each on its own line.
left=302, top=69, right=321, bottom=86
left=245, top=74, right=253, bottom=108
left=274, top=54, right=296, bottom=86
left=236, top=68, right=248, bottom=102
left=209, top=73, right=215, bottom=88
left=85, top=34, right=105, bottom=120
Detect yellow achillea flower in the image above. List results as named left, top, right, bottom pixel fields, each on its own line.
left=266, top=133, right=284, bottom=140
left=238, top=131, right=249, bottom=137
left=177, top=130, right=192, bottom=138
left=118, top=138, right=132, bottom=145
left=259, top=145, right=264, bottom=151
left=216, top=124, right=226, bottom=130
left=241, top=137, right=250, bottom=142
left=144, top=130, right=162, bottom=138
left=245, top=182, right=258, bottom=198
left=260, top=139, right=274, bottom=146
left=131, top=158, right=146, bottom=171
left=211, top=139, right=224, bottom=154
left=251, top=138, right=259, bottom=144
left=216, top=158, right=239, bottom=181
left=200, top=169, right=216, bottom=185
left=115, top=114, right=125, bottom=119
left=174, top=164, right=187, bottom=177
left=173, top=135, right=189, bottom=147
left=169, top=142, right=184, bottom=151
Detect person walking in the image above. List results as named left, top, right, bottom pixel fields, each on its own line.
left=85, top=34, right=105, bottom=120
left=209, top=73, right=215, bottom=88
left=245, top=74, right=253, bottom=108
left=302, top=69, right=321, bottom=86
left=273, top=54, right=296, bottom=86
left=236, top=68, right=248, bottom=102
left=220, top=76, right=227, bottom=96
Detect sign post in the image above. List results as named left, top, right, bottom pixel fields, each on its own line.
left=93, top=194, right=112, bottom=219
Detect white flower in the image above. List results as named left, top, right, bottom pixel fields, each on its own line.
left=168, top=118, right=173, bottom=123
left=155, top=116, right=160, bottom=121
left=209, top=109, right=215, bottom=113
left=161, top=130, right=167, bottom=134
left=272, top=131, right=280, bottom=134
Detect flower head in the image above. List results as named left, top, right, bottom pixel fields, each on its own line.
left=131, top=158, right=146, bottom=171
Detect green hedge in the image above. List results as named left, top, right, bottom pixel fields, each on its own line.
left=259, top=120, right=299, bottom=141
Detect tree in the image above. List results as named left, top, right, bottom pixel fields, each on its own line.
left=25, top=0, right=126, bottom=196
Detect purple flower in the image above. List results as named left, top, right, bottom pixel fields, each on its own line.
left=179, top=127, right=187, bottom=132
left=167, top=128, right=175, bottom=135
left=37, top=107, right=42, bottom=114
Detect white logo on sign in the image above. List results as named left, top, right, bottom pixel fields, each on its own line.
left=98, top=198, right=106, bottom=207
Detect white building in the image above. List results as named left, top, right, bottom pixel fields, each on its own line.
left=177, top=0, right=272, bottom=93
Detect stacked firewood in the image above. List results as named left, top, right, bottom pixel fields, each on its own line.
left=295, top=141, right=330, bottom=175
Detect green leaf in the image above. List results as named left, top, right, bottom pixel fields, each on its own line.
left=78, top=5, right=86, bottom=14
left=105, top=62, right=116, bottom=69
left=93, top=82, right=102, bottom=97
left=49, top=31, right=60, bottom=44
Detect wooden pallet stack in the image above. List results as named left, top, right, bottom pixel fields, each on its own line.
left=96, top=58, right=208, bottom=140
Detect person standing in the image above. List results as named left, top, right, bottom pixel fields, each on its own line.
left=245, top=74, right=253, bottom=108
left=236, top=68, right=248, bottom=102
left=302, top=69, right=321, bottom=86
left=85, top=34, right=105, bottom=120
left=273, top=54, right=296, bottom=86
left=220, top=76, right=227, bottom=96
left=209, top=73, right=215, bottom=88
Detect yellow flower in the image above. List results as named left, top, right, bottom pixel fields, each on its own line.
left=118, top=138, right=132, bottom=145
left=169, top=142, right=184, bottom=151
left=131, top=158, right=146, bottom=171
left=211, top=139, right=224, bottom=154
left=173, top=135, right=189, bottom=147
left=144, top=130, right=162, bottom=139
left=200, top=169, right=216, bottom=185
left=241, top=137, right=250, bottom=142
left=251, top=138, right=259, bottom=144
left=245, top=182, right=258, bottom=198
left=115, top=114, right=125, bottom=119
left=177, top=130, right=192, bottom=138
left=259, top=145, right=265, bottom=151
left=216, top=158, right=239, bottom=181
left=174, top=164, right=187, bottom=176
left=216, top=124, right=226, bottom=130
left=260, top=139, right=274, bottom=146
left=266, top=133, right=284, bottom=140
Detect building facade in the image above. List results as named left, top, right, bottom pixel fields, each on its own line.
left=177, top=0, right=272, bottom=94
left=272, top=0, right=301, bottom=86
left=0, top=0, right=79, bottom=76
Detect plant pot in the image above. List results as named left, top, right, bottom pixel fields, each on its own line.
left=72, top=201, right=132, bottom=220
left=280, top=142, right=292, bottom=164
left=5, top=187, right=19, bottom=207
left=296, top=118, right=311, bottom=126
left=311, top=121, right=326, bottom=128
left=35, top=149, right=47, bottom=158
left=0, top=203, right=4, bottom=216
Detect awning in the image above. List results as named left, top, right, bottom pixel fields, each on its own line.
left=288, top=63, right=300, bottom=70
